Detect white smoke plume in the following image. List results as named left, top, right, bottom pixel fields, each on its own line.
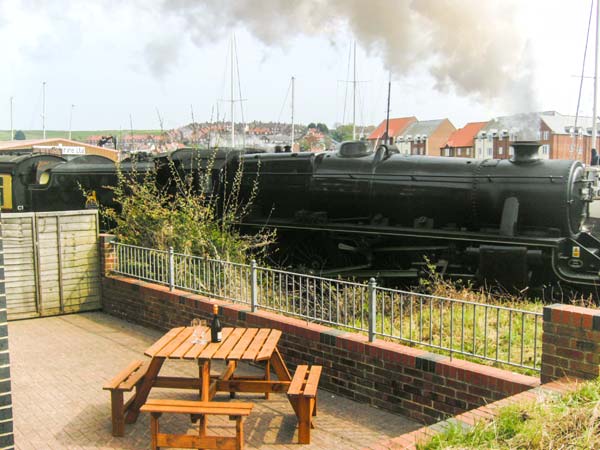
left=158, top=0, right=535, bottom=106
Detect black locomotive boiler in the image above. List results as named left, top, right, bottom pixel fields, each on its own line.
left=236, top=141, right=600, bottom=295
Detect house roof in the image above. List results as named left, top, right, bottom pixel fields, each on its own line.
left=368, top=117, right=417, bottom=140
left=540, top=113, right=598, bottom=135
left=398, top=119, right=448, bottom=138
left=476, top=111, right=599, bottom=139
left=0, top=138, right=119, bottom=160
left=446, top=121, right=487, bottom=148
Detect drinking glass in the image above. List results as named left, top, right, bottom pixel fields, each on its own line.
left=191, top=319, right=208, bottom=344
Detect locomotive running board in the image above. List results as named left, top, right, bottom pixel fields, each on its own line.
left=240, top=220, right=563, bottom=248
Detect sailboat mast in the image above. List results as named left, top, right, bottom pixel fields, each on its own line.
left=42, top=81, right=46, bottom=139
left=385, top=72, right=391, bottom=145
left=231, top=36, right=235, bottom=149
left=68, top=104, right=75, bottom=140
left=129, top=114, right=134, bottom=152
left=291, top=76, right=295, bottom=150
left=593, top=0, right=600, bottom=155
left=9, top=97, right=13, bottom=140
left=352, top=41, right=356, bottom=140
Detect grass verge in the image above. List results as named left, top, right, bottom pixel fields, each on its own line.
left=419, top=378, right=600, bottom=449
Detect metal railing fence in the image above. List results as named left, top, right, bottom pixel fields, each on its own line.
left=112, top=242, right=543, bottom=371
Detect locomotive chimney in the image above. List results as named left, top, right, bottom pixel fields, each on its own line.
left=510, top=141, right=540, bottom=164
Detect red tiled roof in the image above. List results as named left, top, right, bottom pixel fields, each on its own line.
left=368, top=117, right=417, bottom=140
left=445, top=121, right=487, bottom=148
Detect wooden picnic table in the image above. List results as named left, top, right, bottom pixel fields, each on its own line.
left=125, top=326, right=293, bottom=427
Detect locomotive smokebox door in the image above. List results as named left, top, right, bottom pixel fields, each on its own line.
left=478, top=246, right=528, bottom=291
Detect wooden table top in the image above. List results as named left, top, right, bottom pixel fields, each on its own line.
left=144, top=326, right=282, bottom=362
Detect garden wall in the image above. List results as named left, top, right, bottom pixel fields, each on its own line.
left=101, top=233, right=538, bottom=424
left=100, top=235, right=600, bottom=423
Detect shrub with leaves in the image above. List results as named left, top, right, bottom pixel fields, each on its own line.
left=102, top=149, right=273, bottom=264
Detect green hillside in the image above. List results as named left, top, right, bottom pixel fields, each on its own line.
left=0, top=130, right=163, bottom=142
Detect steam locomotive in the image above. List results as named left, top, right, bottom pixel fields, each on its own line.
left=235, top=141, right=600, bottom=295
left=2, top=141, right=600, bottom=295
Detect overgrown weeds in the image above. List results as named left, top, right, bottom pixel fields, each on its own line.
left=419, top=378, right=600, bottom=449
left=103, top=148, right=273, bottom=264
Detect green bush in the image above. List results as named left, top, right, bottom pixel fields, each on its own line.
left=103, top=149, right=273, bottom=264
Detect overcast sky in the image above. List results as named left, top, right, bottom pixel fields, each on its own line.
left=0, top=0, right=597, bottom=131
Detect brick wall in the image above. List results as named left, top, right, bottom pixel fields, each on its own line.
left=542, top=304, right=600, bottom=382
left=99, top=234, right=116, bottom=276
left=0, top=216, right=14, bottom=449
left=101, top=274, right=539, bottom=424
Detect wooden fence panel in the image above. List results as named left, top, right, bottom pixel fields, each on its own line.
left=3, top=214, right=37, bottom=319
left=3, top=210, right=101, bottom=320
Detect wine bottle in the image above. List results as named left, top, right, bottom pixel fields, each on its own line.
left=211, top=304, right=222, bottom=343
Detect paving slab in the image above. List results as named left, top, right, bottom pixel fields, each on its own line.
left=9, top=312, right=418, bottom=449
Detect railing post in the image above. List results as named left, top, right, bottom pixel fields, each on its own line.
left=250, top=259, right=257, bottom=312
left=368, top=277, right=377, bottom=342
left=168, top=246, right=174, bottom=291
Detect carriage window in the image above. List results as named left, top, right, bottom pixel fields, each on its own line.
left=38, top=170, right=51, bottom=185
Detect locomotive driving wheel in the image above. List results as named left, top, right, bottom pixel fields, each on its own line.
left=268, top=230, right=367, bottom=274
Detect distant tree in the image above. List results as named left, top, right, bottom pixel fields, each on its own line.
left=14, top=130, right=26, bottom=140
left=316, top=123, right=329, bottom=134
left=307, top=122, right=317, bottom=129
left=330, top=125, right=354, bottom=142
left=299, top=133, right=320, bottom=151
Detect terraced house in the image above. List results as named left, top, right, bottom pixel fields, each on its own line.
left=440, top=121, right=488, bottom=157
left=473, top=111, right=600, bottom=162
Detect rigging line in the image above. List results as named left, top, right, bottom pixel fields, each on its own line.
left=357, top=80, right=367, bottom=135
left=277, top=79, right=292, bottom=124
left=342, top=42, right=351, bottom=125
left=233, top=34, right=245, bottom=125
left=575, top=0, right=595, bottom=131
left=29, top=86, right=43, bottom=131
left=218, top=40, right=230, bottom=116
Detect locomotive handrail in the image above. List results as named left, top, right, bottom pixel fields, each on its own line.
left=242, top=171, right=565, bottom=180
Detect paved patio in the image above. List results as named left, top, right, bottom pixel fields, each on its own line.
left=9, top=312, right=419, bottom=449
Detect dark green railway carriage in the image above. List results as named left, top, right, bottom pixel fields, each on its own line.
left=0, top=154, right=66, bottom=212
left=30, top=155, right=155, bottom=212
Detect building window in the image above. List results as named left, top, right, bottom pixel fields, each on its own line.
left=457, top=148, right=462, bottom=156
left=542, top=144, right=549, bottom=156
left=578, top=147, right=583, bottom=154
left=570, top=143, right=575, bottom=152
left=499, top=146, right=503, bottom=155
left=466, top=148, right=470, bottom=156
left=444, top=148, right=450, bottom=157
left=543, top=130, right=549, bottom=140
left=509, top=146, right=514, bottom=156
left=487, top=148, right=493, bottom=157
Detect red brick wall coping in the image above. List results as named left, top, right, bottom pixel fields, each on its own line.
left=102, top=274, right=539, bottom=423
left=371, top=377, right=580, bottom=450
left=542, top=303, right=600, bottom=382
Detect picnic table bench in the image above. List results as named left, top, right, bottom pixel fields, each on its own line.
left=104, top=325, right=324, bottom=445
left=102, top=359, right=149, bottom=436
left=141, top=399, right=253, bottom=450
left=288, top=365, right=322, bottom=444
